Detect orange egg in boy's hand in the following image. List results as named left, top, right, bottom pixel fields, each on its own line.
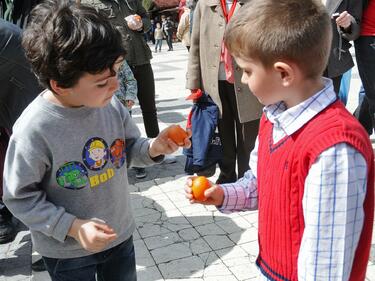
left=167, top=125, right=188, bottom=146
left=191, top=176, right=211, bottom=201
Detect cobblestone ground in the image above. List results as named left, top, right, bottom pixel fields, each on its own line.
left=1, top=42, right=374, bottom=281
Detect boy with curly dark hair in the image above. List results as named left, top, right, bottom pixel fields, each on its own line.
left=3, top=1, right=190, bottom=280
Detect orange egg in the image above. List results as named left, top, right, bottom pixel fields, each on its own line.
left=191, top=176, right=211, bottom=201
left=167, top=125, right=188, bottom=146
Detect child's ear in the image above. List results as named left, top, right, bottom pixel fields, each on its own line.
left=50, top=80, right=71, bottom=96
left=273, top=62, right=294, bottom=87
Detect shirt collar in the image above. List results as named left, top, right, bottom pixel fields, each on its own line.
left=263, top=78, right=337, bottom=136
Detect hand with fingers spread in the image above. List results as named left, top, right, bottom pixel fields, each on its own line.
left=68, top=219, right=118, bottom=253
left=148, top=125, right=192, bottom=158
left=185, top=176, right=225, bottom=206
left=333, top=11, right=353, bottom=30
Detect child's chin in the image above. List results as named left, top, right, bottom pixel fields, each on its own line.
left=102, top=97, right=113, bottom=106
left=255, top=96, right=267, bottom=106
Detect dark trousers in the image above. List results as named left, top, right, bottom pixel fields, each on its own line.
left=0, top=128, right=12, bottom=222
left=217, top=81, right=259, bottom=184
left=354, top=36, right=375, bottom=135
left=43, top=236, right=137, bottom=281
left=166, top=34, right=173, bottom=50
left=130, top=63, right=160, bottom=138
left=323, top=70, right=342, bottom=96
left=331, top=75, right=342, bottom=96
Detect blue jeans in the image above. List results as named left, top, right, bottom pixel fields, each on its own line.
left=155, top=39, right=162, bottom=51
left=43, top=236, right=136, bottom=281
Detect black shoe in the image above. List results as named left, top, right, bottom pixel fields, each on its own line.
left=31, top=259, right=46, bottom=272
left=0, top=220, right=15, bottom=244
left=134, top=167, right=147, bottom=179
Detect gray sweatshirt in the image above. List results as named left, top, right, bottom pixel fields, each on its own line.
left=3, top=94, right=161, bottom=258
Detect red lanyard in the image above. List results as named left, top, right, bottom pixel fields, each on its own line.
left=220, top=0, right=238, bottom=22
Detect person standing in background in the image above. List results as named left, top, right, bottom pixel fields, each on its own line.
left=115, top=60, right=137, bottom=115
left=323, top=0, right=363, bottom=94
left=177, top=6, right=191, bottom=51
left=162, top=15, right=174, bottom=51
left=354, top=0, right=375, bottom=136
left=154, top=22, right=164, bottom=52
left=186, top=0, right=263, bottom=184
left=0, top=19, right=41, bottom=244
left=148, top=19, right=156, bottom=45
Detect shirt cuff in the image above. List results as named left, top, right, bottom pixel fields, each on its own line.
left=217, top=183, right=239, bottom=214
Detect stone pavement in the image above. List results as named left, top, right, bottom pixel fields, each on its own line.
left=1, top=42, right=375, bottom=281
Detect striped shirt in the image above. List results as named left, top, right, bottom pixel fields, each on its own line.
left=219, top=78, right=368, bottom=281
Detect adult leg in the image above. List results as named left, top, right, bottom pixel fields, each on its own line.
left=236, top=119, right=259, bottom=178
left=354, top=97, right=374, bottom=135
left=0, top=128, right=15, bottom=244
left=355, top=36, right=375, bottom=134
left=331, top=75, right=343, bottom=96
left=223, top=85, right=259, bottom=178
left=131, top=64, right=160, bottom=138
left=216, top=81, right=237, bottom=184
left=167, top=35, right=173, bottom=50
left=97, top=237, right=137, bottom=281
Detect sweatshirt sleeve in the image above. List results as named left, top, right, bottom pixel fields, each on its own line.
left=2, top=138, right=76, bottom=243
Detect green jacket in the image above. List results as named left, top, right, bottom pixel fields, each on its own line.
left=81, top=0, right=152, bottom=66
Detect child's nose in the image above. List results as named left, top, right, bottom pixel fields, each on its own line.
left=241, top=73, right=247, bottom=84
left=109, top=77, right=120, bottom=92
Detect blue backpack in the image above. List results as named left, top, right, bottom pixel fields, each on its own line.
left=183, top=93, right=222, bottom=175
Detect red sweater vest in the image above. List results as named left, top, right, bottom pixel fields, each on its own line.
left=256, top=101, right=374, bottom=281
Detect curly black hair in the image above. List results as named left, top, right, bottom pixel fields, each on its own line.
left=22, top=0, right=126, bottom=89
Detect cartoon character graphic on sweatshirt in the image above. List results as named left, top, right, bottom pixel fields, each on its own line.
left=83, top=138, right=108, bottom=170
left=56, top=137, right=127, bottom=190
left=110, top=139, right=126, bottom=169
left=56, top=162, right=89, bottom=190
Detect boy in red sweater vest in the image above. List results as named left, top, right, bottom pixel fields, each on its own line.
left=185, top=0, right=374, bottom=280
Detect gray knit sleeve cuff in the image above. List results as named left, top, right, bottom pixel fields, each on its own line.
left=52, top=213, right=76, bottom=243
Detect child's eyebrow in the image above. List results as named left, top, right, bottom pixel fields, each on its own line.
left=94, top=75, right=111, bottom=83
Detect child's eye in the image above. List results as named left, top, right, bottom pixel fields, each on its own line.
left=97, top=81, right=108, bottom=88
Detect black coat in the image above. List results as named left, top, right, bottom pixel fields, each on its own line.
left=325, top=0, right=363, bottom=78
left=81, top=0, right=152, bottom=66
left=0, top=19, right=41, bottom=129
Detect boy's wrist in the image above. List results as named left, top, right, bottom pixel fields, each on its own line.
left=214, top=185, right=225, bottom=207
left=67, top=218, right=81, bottom=240
left=148, top=139, right=160, bottom=158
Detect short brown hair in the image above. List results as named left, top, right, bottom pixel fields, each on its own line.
left=225, top=0, right=332, bottom=79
